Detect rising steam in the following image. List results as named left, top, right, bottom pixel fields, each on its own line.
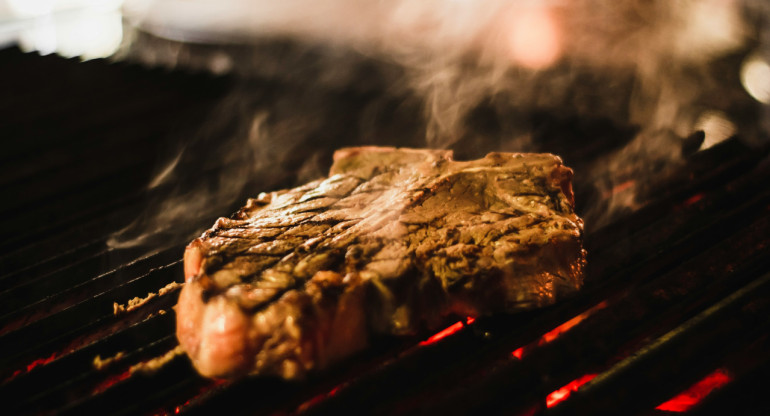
left=110, top=0, right=762, bottom=248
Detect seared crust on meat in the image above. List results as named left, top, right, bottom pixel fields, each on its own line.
left=176, top=147, right=586, bottom=379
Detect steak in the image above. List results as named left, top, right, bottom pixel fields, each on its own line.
left=176, top=147, right=586, bottom=379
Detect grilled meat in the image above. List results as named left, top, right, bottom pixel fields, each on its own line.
left=177, top=147, right=586, bottom=379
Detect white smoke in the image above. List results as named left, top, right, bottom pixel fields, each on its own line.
left=110, top=0, right=760, bottom=247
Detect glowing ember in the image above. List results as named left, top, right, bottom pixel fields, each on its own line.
left=5, top=351, right=59, bottom=382
left=508, top=302, right=608, bottom=360
left=26, top=352, right=58, bottom=372
left=418, top=316, right=476, bottom=347
left=655, top=368, right=732, bottom=412
left=92, top=370, right=132, bottom=395
left=419, top=321, right=465, bottom=346
left=684, top=193, right=705, bottom=207
left=297, top=388, right=340, bottom=412
left=539, top=301, right=608, bottom=345
left=171, top=379, right=228, bottom=414
left=608, top=180, right=635, bottom=196
left=545, top=374, right=597, bottom=408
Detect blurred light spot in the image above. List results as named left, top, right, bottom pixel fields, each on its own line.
left=675, top=0, right=743, bottom=59
left=9, top=1, right=124, bottom=59
left=694, top=111, right=736, bottom=150
left=7, top=0, right=55, bottom=18
left=56, top=11, right=123, bottom=60
left=19, top=18, right=57, bottom=55
left=209, top=52, right=234, bottom=75
left=741, top=54, right=770, bottom=104
left=505, top=7, right=561, bottom=70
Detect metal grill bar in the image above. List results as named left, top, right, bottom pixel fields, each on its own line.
left=298, top=177, right=770, bottom=416
left=1, top=46, right=769, bottom=416
left=0, top=260, right=183, bottom=374
left=548, top=273, right=770, bottom=416
left=0, top=246, right=183, bottom=333
left=688, top=335, right=770, bottom=416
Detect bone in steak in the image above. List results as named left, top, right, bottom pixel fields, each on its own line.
left=176, top=147, right=586, bottom=379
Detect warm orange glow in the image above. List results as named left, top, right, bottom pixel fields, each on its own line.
left=509, top=302, right=608, bottom=360
left=173, top=379, right=228, bottom=414
left=5, top=352, right=59, bottom=382
left=296, top=383, right=344, bottom=413
left=655, top=368, right=732, bottom=412
left=418, top=316, right=476, bottom=347
left=298, top=393, right=326, bottom=412
left=540, top=301, right=608, bottom=345
left=684, top=193, right=705, bottom=207
left=505, top=7, right=561, bottom=69
left=419, top=321, right=465, bottom=346
left=92, top=370, right=132, bottom=395
left=607, top=180, right=636, bottom=197
left=545, top=374, right=598, bottom=408
left=26, top=352, right=58, bottom=372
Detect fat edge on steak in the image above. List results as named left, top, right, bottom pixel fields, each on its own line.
left=176, top=147, right=586, bottom=379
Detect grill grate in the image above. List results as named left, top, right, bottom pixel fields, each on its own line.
left=1, top=46, right=769, bottom=416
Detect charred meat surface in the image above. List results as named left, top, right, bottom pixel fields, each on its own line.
left=177, top=147, right=586, bottom=379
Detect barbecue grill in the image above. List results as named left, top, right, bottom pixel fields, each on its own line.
left=1, top=28, right=770, bottom=416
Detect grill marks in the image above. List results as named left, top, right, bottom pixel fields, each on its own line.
left=194, top=150, right=581, bottom=314
left=0, top=259, right=184, bottom=378
left=195, top=175, right=366, bottom=305
left=4, top=146, right=770, bottom=415
left=177, top=149, right=585, bottom=379
left=0, top=47, right=769, bottom=415
left=297, top=205, right=770, bottom=416
left=0, top=47, right=233, bottom=414
left=0, top=247, right=183, bottom=336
